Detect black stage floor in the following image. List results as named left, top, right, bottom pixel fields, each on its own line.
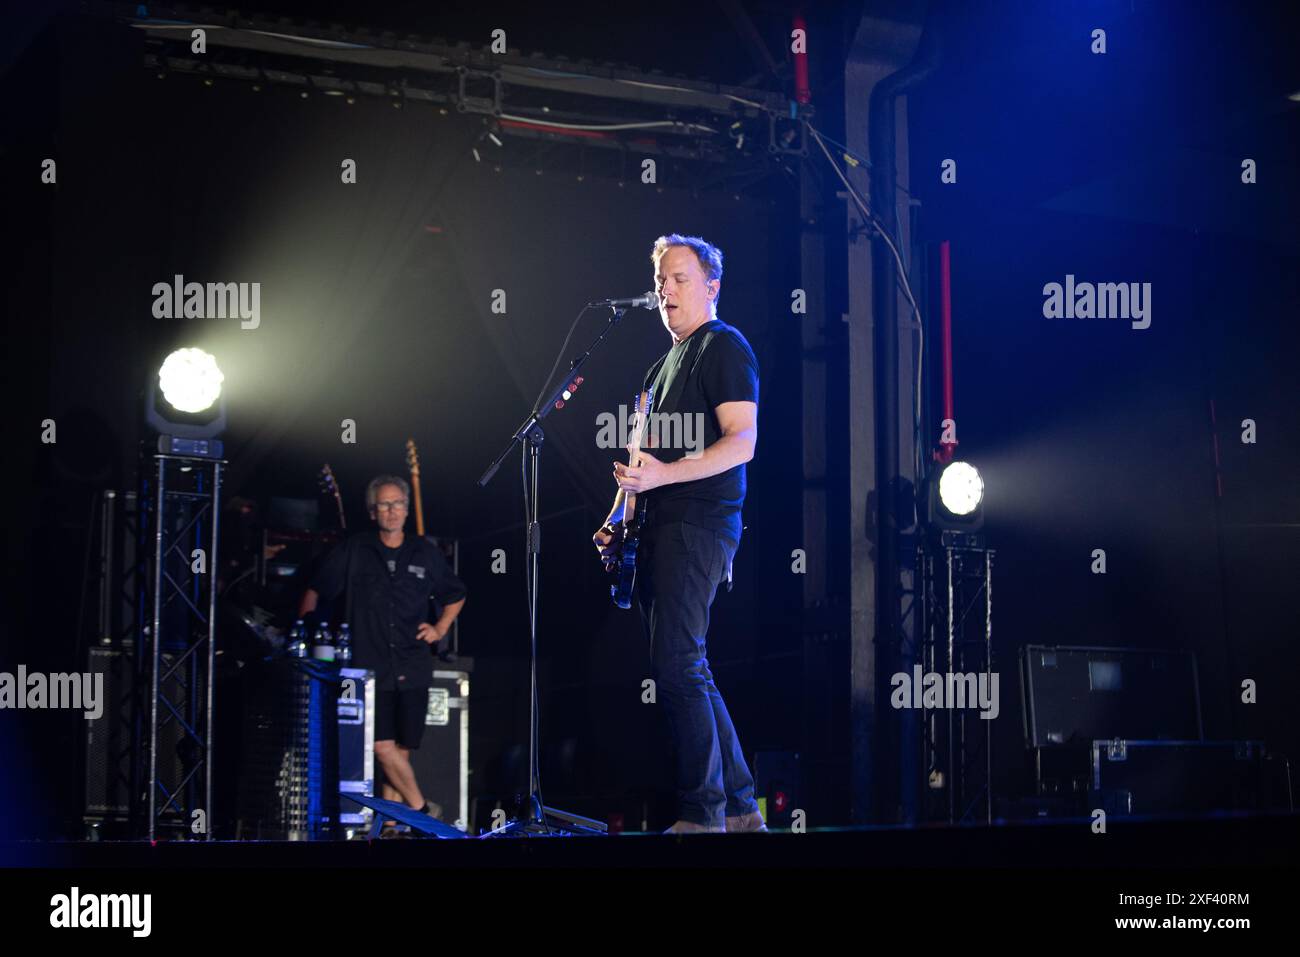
left=6, top=814, right=1294, bottom=938
left=6, top=811, right=1296, bottom=868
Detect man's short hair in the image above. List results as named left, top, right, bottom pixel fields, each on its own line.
left=366, top=475, right=411, bottom=511
left=651, top=234, right=724, bottom=307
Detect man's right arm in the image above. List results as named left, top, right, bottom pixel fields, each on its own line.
left=298, top=539, right=348, bottom=618
left=605, top=489, right=627, bottom=526
left=593, top=488, right=627, bottom=569
left=594, top=384, right=650, bottom=562
left=297, top=588, right=320, bottom=619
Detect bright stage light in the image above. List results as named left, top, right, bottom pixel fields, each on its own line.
left=937, top=461, right=983, bottom=516
left=158, top=348, right=224, bottom=414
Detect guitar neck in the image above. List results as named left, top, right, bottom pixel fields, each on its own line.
left=411, top=471, right=425, bottom=537
left=623, top=409, right=647, bottom=519
left=618, top=390, right=655, bottom=522
left=321, top=466, right=346, bottom=530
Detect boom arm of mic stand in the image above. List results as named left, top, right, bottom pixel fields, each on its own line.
left=471, top=302, right=628, bottom=835
left=476, top=304, right=629, bottom=488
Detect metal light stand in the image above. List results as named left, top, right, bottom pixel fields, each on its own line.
left=475, top=304, right=631, bottom=837
left=137, top=452, right=223, bottom=841
left=920, top=532, right=994, bottom=824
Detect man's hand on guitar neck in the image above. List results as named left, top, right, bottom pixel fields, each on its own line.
left=612, top=449, right=669, bottom=494
left=611, top=399, right=756, bottom=493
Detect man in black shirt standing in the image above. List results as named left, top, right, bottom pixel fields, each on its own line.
left=593, top=234, right=765, bottom=833
left=300, top=475, right=466, bottom=817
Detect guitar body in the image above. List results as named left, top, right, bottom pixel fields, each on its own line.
left=609, top=497, right=646, bottom=610
left=607, top=389, right=653, bottom=609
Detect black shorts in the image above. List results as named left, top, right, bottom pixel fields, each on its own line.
left=375, top=687, right=428, bottom=749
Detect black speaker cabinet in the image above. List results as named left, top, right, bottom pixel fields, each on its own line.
left=82, top=647, right=184, bottom=824
left=1021, top=645, right=1202, bottom=748
left=82, top=648, right=135, bottom=819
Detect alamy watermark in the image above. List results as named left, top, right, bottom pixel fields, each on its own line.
left=596, top=405, right=706, bottom=457
left=890, top=666, right=999, bottom=720
left=1042, top=274, right=1151, bottom=330
left=0, top=666, right=103, bottom=719
left=49, top=887, right=151, bottom=937
left=152, top=274, right=260, bottom=329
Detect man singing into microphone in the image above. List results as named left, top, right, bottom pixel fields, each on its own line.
left=593, top=234, right=765, bottom=833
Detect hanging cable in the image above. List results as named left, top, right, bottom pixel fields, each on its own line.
left=808, top=123, right=928, bottom=486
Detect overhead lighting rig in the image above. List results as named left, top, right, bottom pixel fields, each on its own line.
left=102, top=2, right=812, bottom=190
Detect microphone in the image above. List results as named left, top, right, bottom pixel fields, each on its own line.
left=588, top=291, right=659, bottom=310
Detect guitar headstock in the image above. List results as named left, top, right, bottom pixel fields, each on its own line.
left=628, top=389, right=654, bottom=457
left=319, top=463, right=346, bottom=529
left=405, top=438, right=421, bottom=477
left=318, top=463, right=338, bottom=496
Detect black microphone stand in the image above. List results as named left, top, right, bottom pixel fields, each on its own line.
left=476, top=302, right=630, bottom=836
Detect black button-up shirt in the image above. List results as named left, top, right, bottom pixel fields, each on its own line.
left=310, top=531, right=466, bottom=690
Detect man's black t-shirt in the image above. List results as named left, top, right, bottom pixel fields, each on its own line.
left=310, top=531, right=467, bottom=690
left=639, top=318, right=759, bottom=542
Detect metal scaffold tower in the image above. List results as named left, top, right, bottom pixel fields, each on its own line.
left=136, top=452, right=224, bottom=841
left=919, top=534, right=994, bottom=825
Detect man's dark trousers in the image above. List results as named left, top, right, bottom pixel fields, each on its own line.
left=636, top=519, right=759, bottom=827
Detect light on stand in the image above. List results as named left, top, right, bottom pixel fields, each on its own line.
left=927, top=460, right=984, bottom=533
left=146, top=347, right=228, bottom=451
left=158, top=348, right=224, bottom=414
left=937, top=461, right=983, bottom=516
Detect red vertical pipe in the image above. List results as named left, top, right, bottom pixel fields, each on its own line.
left=793, top=12, right=811, bottom=104
left=939, top=240, right=955, bottom=463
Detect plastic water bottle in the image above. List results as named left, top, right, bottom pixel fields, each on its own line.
left=312, top=621, right=336, bottom=662
left=336, top=623, right=353, bottom=665
left=287, top=620, right=308, bottom=658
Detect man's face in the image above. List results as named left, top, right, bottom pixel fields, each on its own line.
left=654, top=245, right=716, bottom=340
left=371, top=484, right=409, bottom=533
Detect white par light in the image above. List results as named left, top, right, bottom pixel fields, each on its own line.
left=158, top=348, right=224, bottom=414
left=937, top=461, right=983, bottom=516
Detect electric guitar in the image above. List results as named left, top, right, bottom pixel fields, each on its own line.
left=318, top=464, right=346, bottom=530
left=607, top=388, right=653, bottom=609
left=405, top=439, right=427, bottom=537
left=406, top=438, right=461, bottom=658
